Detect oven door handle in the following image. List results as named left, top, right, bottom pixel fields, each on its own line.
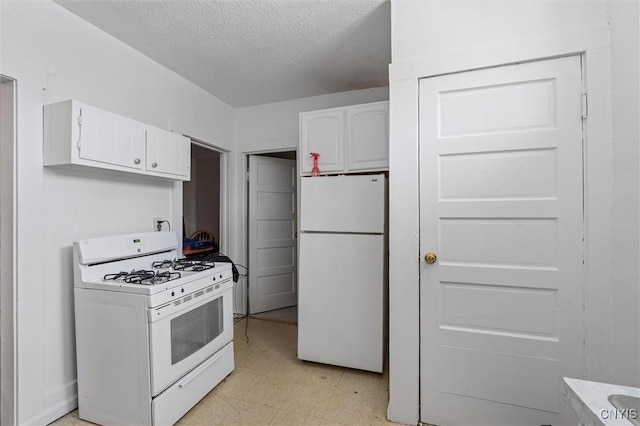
left=148, top=283, right=231, bottom=323
left=178, top=350, right=225, bottom=389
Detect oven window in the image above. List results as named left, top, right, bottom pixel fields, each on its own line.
left=171, top=296, right=224, bottom=365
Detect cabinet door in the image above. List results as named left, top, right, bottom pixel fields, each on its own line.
left=300, top=110, right=345, bottom=175
left=346, top=102, right=389, bottom=172
left=78, top=105, right=145, bottom=170
left=146, top=128, right=190, bottom=179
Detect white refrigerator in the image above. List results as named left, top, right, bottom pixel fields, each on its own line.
left=298, top=174, right=387, bottom=373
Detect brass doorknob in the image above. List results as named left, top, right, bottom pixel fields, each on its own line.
left=425, top=252, right=438, bottom=264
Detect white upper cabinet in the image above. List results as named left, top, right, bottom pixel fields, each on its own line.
left=299, top=101, right=388, bottom=176
left=346, top=102, right=389, bottom=172
left=300, top=110, right=345, bottom=174
left=76, top=103, right=146, bottom=171
left=44, top=100, right=190, bottom=181
left=145, top=127, right=190, bottom=178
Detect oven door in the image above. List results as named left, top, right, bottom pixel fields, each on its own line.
left=148, top=281, right=233, bottom=396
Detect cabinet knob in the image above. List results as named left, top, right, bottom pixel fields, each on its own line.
left=133, top=158, right=141, bottom=165
left=151, top=162, right=158, bottom=168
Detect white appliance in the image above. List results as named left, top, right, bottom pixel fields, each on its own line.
left=73, top=231, right=234, bottom=425
left=298, top=174, right=387, bottom=373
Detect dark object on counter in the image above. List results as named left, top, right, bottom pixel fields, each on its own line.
left=183, top=237, right=218, bottom=252
left=204, top=253, right=239, bottom=282
left=184, top=230, right=219, bottom=253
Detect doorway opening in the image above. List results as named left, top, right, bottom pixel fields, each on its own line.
left=246, top=151, right=298, bottom=325
left=0, top=75, right=17, bottom=425
left=182, top=141, right=228, bottom=257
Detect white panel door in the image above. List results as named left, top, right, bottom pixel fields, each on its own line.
left=419, top=56, right=584, bottom=426
left=248, top=155, right=297, bottom=314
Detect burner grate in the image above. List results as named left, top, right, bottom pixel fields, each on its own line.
left=152, top=258, right=215, bottom=272
left=104, top=271, right=129, bottom=281
left=123, top=270, right=155, bottom=284
left=103, top=269, right=181, bottom=285
left=151, top=259, right=174, bottom=269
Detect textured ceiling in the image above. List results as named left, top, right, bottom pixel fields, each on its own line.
left=54, top=0, right=391, bottom=107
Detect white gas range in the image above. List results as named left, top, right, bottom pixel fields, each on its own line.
left=73, top=231, right=235, bottom=426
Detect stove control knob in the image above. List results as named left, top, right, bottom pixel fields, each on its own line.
left=219, top=274, right=223, bottom=279
left=212, top=276, right=216, bottom=281
left=181, top=288, right=185, bottom=293
left=171, top=291, right=175, bottom=297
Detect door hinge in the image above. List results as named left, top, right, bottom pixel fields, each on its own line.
left=581, top=93, right=588, bottom=119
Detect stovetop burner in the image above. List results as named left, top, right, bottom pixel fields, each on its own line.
left=103, top=270, right=182, bottom=285
left=151, top=258, right=215, bottom=272
left=102, top=257, right=216, bottom=287
left=151, top=259, right=174, bottom=269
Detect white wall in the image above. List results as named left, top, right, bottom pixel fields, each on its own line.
left=0, top=77, right=17, bottom=426
left=391, top=0, right=606, bottom=63
left=607, top=0, right=640, bottom=387
left=1, top=2, right=234, bottom=424
left=231, top=87, right=388, bottom=313
left=235, top=87, right=388, bottom=153
left=389, top=0, right=639, bottom=424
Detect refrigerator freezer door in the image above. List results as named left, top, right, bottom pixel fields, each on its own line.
left=298, top=232, right=384, bottom=372
left=300, top=174, right=385, bottom=234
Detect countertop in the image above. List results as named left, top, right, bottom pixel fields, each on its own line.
left=563, top=377, right=640, bottom=426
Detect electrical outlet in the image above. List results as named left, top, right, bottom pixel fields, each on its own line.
left=153, top=217, right=163, bottom=232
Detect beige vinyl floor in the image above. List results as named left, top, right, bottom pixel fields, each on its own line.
left=249, top=305, right=298, bottom=325
left=51, top=318, right=395, bottom=425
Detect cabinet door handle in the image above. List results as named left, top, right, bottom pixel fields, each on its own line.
left=151, top=162, right=158, bottom=168
left=134, top=158, right=141, bottom=165
left=76, top=109, right=83, bottom=151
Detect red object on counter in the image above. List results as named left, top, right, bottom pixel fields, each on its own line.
left=310, top=152, right=320, bottom=177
